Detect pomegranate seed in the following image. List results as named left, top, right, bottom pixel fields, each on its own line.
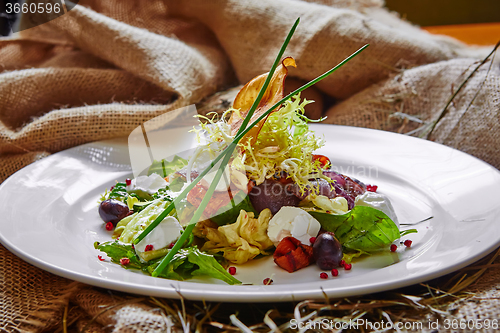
left=168, top=242, right=174, bottom=249
left=228, top=266, right=236, bottom=275
left=331, top=269, right=339, bottom=277
left=404, top=239, right=412, bottom=247
left=344, top=263, right=352, bottom=270
left=263, top=278, right=273, bottom=285
left=366, top=185, right=378, bottom=192
left=120, top=258, right=130, bottom=265
left=105, top=222, right=114, bottom=231
left=131, top=244, right=135, bottom=249
left=98, top=255, right=105, bottom=261
left=390, top=244, right=398, bottom=252
left=339, top=260, right=346, bottom=267
left=312, top=154, right=331, bottom=168
left=309, top=237, right=316, bottom=244
left=145, top=244, right=154, bottom=252
left=125, top=178, right=132, bottom=186
left=110, top=185, right=115, bottom=191
left=320, top=272, right=328, bottom=279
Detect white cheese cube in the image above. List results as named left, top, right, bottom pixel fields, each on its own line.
left=135, top=216, right=182, bottom=254
left=267, top=206, right=321, bottom=246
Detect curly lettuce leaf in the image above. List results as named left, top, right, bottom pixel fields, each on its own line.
left=309, top=206, right=402, bottom=253
left=119, top=199, right=170, bottom=244
left=148, top=155, right=188, bottom=178
left=95, top=241, right=241, bottom=285
left=197, top=209, right=274, bottom=264
left=236, top=94, right=328, bottom=189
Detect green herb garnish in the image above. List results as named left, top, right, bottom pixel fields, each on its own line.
left=107, top=182, right=129, bottom=201
left=149, top=17, right=302, bottom=277
left=95, top=241, right=240, bottom=284
left=134, top=16, right=369, bottom=277
left=309, top=206, right=417, bottom=253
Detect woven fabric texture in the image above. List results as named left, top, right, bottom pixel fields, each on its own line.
left=0, top=0, right=499, bottom=332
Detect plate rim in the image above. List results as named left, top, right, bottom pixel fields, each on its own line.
left=1, top=124, right=500, bottom=302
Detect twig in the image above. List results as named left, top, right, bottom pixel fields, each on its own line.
left=448, top=247, right=500, bottom=294
left=459, top=262, right=500, bottom=271
left=195, top=303, right=220, bottom=333
left=420, top=41, right=500, bottom=139
left=63, top=303, right=68, bottom=333
left=442, top=42, right=498, bottom=143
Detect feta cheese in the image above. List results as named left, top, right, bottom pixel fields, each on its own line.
left=135, top=216, right=182, bottom=254
left=127, top=173, right=168, bottom=194
left=355, top=192, right=399, bottom=228
left=312, top=196, right=349, bottom=214
left=267, top=206, right=321, bottom=246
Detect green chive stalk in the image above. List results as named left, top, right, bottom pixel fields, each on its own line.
left=135, top=18, right=300, bottom=248
left=147, top=19, right=301, bottom=276
left=150, top=43, right=368, bottom=276
left=138, top=23, right=368, bottom=276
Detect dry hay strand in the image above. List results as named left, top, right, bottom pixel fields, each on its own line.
left=52, top=246, right=500, bottom=332
left=410, top=41, right=499, bottom=139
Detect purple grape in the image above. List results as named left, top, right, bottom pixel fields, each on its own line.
left=99, top=199, right=130, bottom=225
left=313, top=231, right=343, bottom=270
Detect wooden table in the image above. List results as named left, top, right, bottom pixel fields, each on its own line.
left=423, top=22, right=500, bottom=45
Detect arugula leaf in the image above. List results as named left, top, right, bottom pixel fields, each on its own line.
left=94, top=241, right=241, bottom=285
left=148, top=156, right=188, bottom=178
left=94, top=241, right=143, bottom=269
left=210, top=191, right=257, bottom=226
left=309, top=206, right=401, bottom=252
left=151, top=247, right=241, bottom=285
left=185, top=248, right=241, bottom=284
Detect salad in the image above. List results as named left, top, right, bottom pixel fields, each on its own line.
left=95, top=56, right=416, bottom=285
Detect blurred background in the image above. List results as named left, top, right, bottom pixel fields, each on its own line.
left=1, top=0, right=499, bottom=36
left=385, top=0, right=499, bottom=26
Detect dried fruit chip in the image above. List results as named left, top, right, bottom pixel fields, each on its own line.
left=273, top=237, right=314, bottom=273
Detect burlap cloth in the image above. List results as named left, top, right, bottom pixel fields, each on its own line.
left=1, top=0, right=499, bottom=332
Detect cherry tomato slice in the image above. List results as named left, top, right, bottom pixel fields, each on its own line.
left=312, top=154, right=331, bottom=168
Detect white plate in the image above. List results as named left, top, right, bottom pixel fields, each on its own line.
left=1, top=125, right=500, bottom=302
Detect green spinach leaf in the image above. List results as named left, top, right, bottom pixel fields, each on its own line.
left=309, top=206, right=402, bottom=252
